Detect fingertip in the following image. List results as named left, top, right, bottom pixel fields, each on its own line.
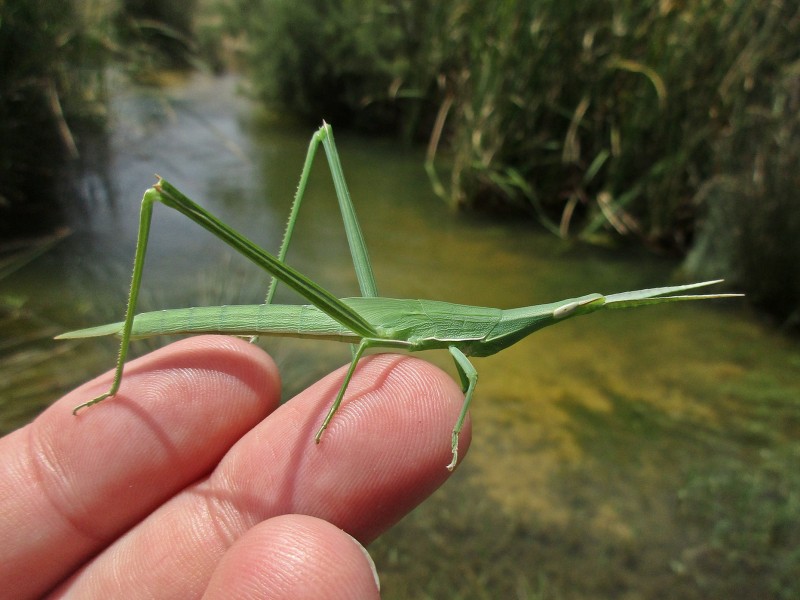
left=239, top=353, right=471, bottom=541
left=60, top=334, right=281, bottom=430
left=204, top=515, right=380, bottom=600
left=311, top=353, right=472, bottom=475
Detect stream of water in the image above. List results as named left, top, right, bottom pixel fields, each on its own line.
left=3, top=73, right=799, bottom=599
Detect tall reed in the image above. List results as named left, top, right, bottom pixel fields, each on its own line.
left=233, top=0, right=800, bottom=326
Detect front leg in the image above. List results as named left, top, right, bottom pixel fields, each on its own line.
left=448, top=346, right=478, bottom=471
left=72, top=188, right=160, bottom=414
left=314, top=337, right=412, bottom=445
left=315, top=338, right=371, bottom=443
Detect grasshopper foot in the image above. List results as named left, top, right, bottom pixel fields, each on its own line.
left=446, top=431, right=459, bottom=471
left=314, top=424, right=327, bottom=445
left=72, top=392, right=112, bottom=415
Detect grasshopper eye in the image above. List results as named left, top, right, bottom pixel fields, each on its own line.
left=552, top=301, right=579, bottom=318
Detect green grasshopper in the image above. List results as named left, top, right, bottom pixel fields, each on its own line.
left=58, top=123, right=739, bottom=470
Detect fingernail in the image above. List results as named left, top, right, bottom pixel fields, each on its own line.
left=345, top=532, right=380, bottom=592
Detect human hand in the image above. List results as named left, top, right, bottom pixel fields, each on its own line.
left=0, top=335, right=470, bottom=599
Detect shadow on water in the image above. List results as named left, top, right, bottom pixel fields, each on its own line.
left=2, top=73, right=799, bottom=599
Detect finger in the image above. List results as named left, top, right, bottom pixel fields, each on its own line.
left=203, top=514, right=380, bottom=600
left=0, top=336, right=279, bottom=600
left=56, top=354, right=469, bottom=598
left=211, top=353, right=471, bottom=542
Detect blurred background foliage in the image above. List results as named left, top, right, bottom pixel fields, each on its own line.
left=2, top=0, right=798, bottom=327
left=0, top=0, right=109, bottom=238
left=230, top=0, right=800, bottom=329
left=0, top=0, right=199, bottom=240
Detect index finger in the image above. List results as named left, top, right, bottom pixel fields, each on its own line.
left=0, top=336, right=280, bottom=599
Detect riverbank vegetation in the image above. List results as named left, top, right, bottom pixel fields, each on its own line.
left=230, top=0, right=800, bottom=330
left=3, top=0, right=798, bottom=327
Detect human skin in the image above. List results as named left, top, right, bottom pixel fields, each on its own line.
left=0, top=335, right=470, bottom=599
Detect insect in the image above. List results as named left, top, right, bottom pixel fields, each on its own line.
left=58, top=123, right=739, bottom=470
